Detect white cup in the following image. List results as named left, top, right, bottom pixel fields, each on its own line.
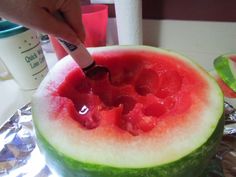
left=0, top=21, right=48, bottom=90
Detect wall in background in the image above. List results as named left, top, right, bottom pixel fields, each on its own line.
left=82, top=0, right=236, bottom=22
left=82, top=0, right=236, bottom=71
left=142, top=0, right=236, bottom=22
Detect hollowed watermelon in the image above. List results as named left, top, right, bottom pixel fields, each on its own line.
left=32, top=46, right=224, bottom=177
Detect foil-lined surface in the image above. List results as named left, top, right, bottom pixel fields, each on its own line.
left=0, top=103, right=236, bottom=177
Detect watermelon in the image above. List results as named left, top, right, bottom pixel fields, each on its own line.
left=213, top=53, right=236, bottom=107
left=214, top=53, right=236, bottom=92
left=210, top=71, right=236, bottom=108
left=32, top=46, right=224, bottom=177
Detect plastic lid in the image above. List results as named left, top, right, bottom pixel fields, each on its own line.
left=0, top=21, right=28, bottom=38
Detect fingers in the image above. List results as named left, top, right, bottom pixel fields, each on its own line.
left=0, top=0, right=84, bottom=45
left=18, top=7, right=81, bottom=45
left=59, top=0, right=86, bottom=42
left=37, top=9, right=81, bottom=44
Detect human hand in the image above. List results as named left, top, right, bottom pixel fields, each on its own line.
left=0, top=0, right=85, bottom=45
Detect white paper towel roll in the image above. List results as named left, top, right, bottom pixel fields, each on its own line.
left=114, top=0, right=143, bottom=45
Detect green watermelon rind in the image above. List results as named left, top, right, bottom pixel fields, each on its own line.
left=34, top=113, right=224, bottom=177
left=214, top=54, right=236, bottom=92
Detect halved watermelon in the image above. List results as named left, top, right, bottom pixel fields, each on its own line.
left=32, top=46, right=224, bottom=177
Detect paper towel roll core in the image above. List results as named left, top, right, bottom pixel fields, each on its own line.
left=114, top=0, right=143, bottom=45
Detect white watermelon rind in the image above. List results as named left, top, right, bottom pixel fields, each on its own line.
left=32, top=45, right=224, bottom=177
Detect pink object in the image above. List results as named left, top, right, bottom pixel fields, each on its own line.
left=82, top=4, right=108, bottom=47
left=49, top=36, right=67, bottom=60
left=50, top=4, right=108, bottom=60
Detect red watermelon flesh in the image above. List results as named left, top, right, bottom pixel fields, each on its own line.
left=51, top=51, right=206, bottom=136
left=229, top=55, right=236, bottom=62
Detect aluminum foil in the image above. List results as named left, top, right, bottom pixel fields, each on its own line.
left=0, top=102, right=236, bottom=177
